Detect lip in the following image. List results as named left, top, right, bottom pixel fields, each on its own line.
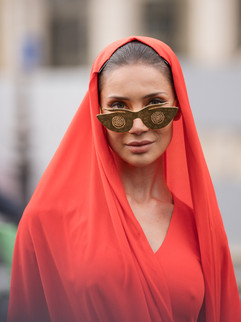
left=125, top=140, right=154, bottom=153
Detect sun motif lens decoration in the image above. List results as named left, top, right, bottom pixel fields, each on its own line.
left=112, top=115, right=126, bottom=129
left=150, top=111, right=165, bottom=125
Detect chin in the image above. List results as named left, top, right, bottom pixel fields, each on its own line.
left=122, top=154, right=163, bottom=168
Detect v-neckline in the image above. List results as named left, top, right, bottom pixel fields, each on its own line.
left=153, top=202, right=176, bottom=255
left=126, top=194, right=176, bottom=256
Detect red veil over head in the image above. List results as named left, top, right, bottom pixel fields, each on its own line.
left=8, top=36, right=241, bottom=321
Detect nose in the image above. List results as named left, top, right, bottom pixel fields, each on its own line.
left=128, top=117, right=149, bottom=135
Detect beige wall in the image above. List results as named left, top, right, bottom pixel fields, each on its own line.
left=187, top=0, right=240, bottom=65
left=0, top=0, right=49, bottom=72
left=0, top=1, right=3, bottom=68
left=87, top=0, right=143, bottom=63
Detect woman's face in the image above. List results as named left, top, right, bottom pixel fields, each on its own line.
left=99, top=63, right=176, bottom=168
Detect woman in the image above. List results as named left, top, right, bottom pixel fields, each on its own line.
left=8, top=36, right=241, bottom=321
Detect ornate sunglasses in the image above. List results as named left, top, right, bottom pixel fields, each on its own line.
left=96, top=103, right=178, bottom=133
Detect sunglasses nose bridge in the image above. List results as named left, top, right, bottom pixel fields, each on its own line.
left=128, top=114, right=149, bottom=134
left=132, top=109, right=143, bottom=122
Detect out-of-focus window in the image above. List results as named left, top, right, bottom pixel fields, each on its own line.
left=49, top=0, right=88, bottom=66
left=142, top=0, right=188, bottom=54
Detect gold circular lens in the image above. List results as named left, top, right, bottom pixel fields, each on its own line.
left=151, top=111, right=165, bottom=125
left=112, top=115, right=126, bottom=129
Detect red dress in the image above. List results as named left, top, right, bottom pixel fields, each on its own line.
left=156, top=196, right=205, bottom=321
left=8, top=36, right=241, bottom=321
left=8, top=196, right=204, bottom=321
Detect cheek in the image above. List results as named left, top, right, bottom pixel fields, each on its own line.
left=156, top=122, right=172, bottom=134
left=106, top=130, right=122, bottom=150
left=156, top=124, right=173, bottom=145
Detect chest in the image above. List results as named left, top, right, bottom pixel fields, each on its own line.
left=39, top=200, right=204, bottom=321
left=128, top=200, right=174, bottom=253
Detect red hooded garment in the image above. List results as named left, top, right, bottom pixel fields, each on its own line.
left=8, top=36, right=241, bottom=321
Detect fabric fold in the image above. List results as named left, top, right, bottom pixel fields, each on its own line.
left=8, top=36, right=241, bottom=322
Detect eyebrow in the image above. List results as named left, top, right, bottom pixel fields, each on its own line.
left=107, top=95, right=130, bottom=101
left=142, top=92, right=167, bottom=99
left=107, top=92, right=167, bottom=100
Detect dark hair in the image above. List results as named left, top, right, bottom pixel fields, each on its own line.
left=98, top=41, right=174, bottom=92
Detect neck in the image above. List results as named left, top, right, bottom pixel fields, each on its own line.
left=115, top=156, right=172, bottom=204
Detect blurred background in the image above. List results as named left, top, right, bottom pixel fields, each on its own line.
left=0, top=0, right=241, bottom=318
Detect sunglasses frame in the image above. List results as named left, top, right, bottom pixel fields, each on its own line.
left=96, top=103, right=179, bottom=133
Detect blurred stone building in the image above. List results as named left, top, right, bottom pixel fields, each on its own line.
left=0, top=0, right=241, bottom=69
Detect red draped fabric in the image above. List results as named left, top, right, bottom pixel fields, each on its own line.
left=8, top=36, right=241, bottom=321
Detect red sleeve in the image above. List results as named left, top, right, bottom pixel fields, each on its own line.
left=8, top=214, right=51, bottom=322
left=220, top=245, right=241, bottom=322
